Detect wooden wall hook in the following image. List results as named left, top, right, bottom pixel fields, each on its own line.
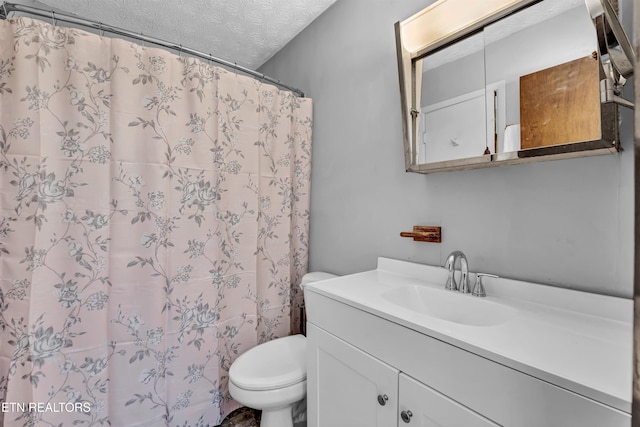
left=400, top=226, right=441, bottom=243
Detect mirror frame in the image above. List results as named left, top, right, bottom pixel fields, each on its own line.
left=633, top=0, right=640, bottom=420
left=395, top=0, right=621, bottom=174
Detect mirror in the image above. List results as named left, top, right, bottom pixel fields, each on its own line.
left=396, top=0, right=633, bottom=173
left=418, top=32, right=487, bottom=164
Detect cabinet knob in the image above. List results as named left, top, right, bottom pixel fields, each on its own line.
left=377, top=394, right=389, bottom=406
left=401, top=410, right=413, bottom=423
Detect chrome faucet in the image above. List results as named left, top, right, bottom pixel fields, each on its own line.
left=444, top=250, right=470, bottom=293
left=472, top=273, right=498, bottom=297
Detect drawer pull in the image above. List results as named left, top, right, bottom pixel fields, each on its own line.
left=377, top=394, right=389, bottom=406
left=401, top=410, right=413, bottom=423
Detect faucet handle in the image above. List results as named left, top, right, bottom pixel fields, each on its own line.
left=443, top=259, right=457, bottom=291
left=472, top=273, right=498, bottom=297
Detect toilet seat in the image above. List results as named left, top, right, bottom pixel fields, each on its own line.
left=230, top=334, right=307, bottom=391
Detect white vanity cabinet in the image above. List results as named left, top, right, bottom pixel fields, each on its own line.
left=304, top=258, right=632, bottom=427
left=308, top=323, right=499, bottom=427
left=307, top=323, right=398, bottom=426
left=398, top=374, right=498, bottom=427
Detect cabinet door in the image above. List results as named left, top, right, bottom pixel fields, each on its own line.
left=307, top=323, right=399, bottom=427
left=399, top=373, right=499, bottom=427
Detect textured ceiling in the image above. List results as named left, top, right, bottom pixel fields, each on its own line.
left=423, top=0, right=587, bottom=71
left=28, top=0, right=337, bottom=69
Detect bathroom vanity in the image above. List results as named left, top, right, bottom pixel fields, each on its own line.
left=304, top=258, right=632, bottom=426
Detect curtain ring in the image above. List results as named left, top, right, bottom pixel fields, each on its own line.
left=51, top=11, right=56, bottom=26
left=98, top=22, right=104, bottom=38
left=140, top=33, right=145, bottom=48
left=178, top=44, right=183, bottom=57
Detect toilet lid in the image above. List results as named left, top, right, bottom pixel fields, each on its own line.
left=230, top=334, right=307, bottom=391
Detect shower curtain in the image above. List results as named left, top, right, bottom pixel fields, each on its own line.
left=0, top=17, right=311, bottom=426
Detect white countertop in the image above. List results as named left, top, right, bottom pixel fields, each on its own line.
left=305, top=257, right=633, bottom=413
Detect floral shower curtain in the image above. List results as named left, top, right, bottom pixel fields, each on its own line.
left=0, top=17, right=311, bottom=426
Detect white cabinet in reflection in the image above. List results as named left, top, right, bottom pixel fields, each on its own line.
left=420, top=89, right=487, bottom=164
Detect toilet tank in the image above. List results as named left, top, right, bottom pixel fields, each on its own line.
left=300, top=272, right=337, bottom=289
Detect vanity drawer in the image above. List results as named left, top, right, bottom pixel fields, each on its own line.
left=306, top=292, right=630, bottom=427
left=399, top=373, right=499, bottom=426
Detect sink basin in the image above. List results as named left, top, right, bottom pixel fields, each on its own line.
left=381, top=285, right=517, bottom=326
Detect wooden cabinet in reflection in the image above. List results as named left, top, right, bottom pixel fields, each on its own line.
left=520, top=55, right=601, bottom=149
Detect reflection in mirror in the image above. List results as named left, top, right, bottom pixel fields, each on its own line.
left=418, top=33, right=486, bottom=163
left=396, top=0, right=632, bottom=173
left=484, top=0, right=599, bottom=153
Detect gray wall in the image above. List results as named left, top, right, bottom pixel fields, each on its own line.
left=5, top=1, right=631, bottom=295
left=485, top=5, right=597, bottom=126
left=260, top=0, right=634, bottom=298
left=422, top=49, right=485, bottom=105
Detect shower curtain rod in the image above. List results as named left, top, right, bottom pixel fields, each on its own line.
left=0, top=1, right=305, bottom=97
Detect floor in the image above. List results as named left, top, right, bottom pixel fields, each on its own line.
left=220, top=404, right=307, bottom=427
left=220, top=407, right=261, bottom=427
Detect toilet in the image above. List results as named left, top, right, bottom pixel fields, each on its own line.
left=228, top=272, right=337, bottom=427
